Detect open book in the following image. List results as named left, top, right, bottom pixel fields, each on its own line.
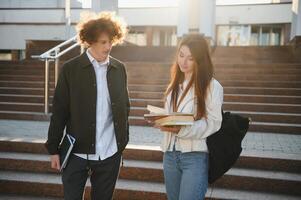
left=59, top=134, right=76, bottom=171
left=144, top=105, right=194, bottom=126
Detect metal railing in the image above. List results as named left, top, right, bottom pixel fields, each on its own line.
left=31, top=36, right=84, bottom=114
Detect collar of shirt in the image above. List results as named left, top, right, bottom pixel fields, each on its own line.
left=86, top=49, right=110, bottom=67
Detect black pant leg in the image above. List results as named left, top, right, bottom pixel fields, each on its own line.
left=62, top=154, right=89, bottom=200
left=89, top=153, right=122, bottom=200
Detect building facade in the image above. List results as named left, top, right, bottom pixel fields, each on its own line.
left=0, top=0, right=300, bottom=60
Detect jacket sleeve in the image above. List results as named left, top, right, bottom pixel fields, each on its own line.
left=122, top=63, right=130, bottom=117
left=45, top=64, right=70, bottom=155
left=177, top=83, right=223, bottom=140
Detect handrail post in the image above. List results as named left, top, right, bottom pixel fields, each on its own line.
left=54, top=48, right=60, bottom=87
left=31, top=35, right=80, bottom=115
left=44, top=59, right=50, bottom=114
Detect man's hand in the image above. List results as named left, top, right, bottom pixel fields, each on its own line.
left=154, top=125, right=181, bottom=134
left=50, top=154, right=60, bottom=171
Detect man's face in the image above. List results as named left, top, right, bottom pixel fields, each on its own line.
left=90, top=33, right=113, bottom=61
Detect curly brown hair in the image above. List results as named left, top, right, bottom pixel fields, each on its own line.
left=76, top=11, right=127, bottom=47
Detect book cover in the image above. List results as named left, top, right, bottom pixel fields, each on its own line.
left=59, top=134, right=76, bottom=171
left=154, top=115, right=194, bottom=126
left=144, top=105, right=194, bottom=126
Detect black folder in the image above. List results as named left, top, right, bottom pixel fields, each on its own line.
left=59, top=134, right=76, bottom=171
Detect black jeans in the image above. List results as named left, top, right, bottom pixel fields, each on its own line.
left=62, top=152, right=121, bottom=200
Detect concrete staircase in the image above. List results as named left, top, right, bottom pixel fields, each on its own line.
left=0, top=138, right=300, bottom=199
left=0, top=60, right=301, bottom=134
left=0, top=45, right=301, bottom=199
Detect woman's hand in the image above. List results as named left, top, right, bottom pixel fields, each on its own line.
left=154, top=124, right=181, bottom=134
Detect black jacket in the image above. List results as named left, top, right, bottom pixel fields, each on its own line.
left=45, top=52, right=130, bottom=155
left=206, top=111, right=250, bottom=184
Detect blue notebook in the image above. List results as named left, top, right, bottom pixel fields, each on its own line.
left=59, top=134, right=76, bottom=171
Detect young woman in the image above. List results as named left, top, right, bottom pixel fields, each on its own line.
left=156, top=33, right=223, bottom=200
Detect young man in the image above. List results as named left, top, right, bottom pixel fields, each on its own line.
left=45, top=12, right=129, bottom=200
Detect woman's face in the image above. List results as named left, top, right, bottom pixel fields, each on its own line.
left=177, top=45, right=194, bottom=74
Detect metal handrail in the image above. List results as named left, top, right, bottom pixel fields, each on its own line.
left=32, top=36, right=78, bottom=60
left=31, top=36, right=84, bottom=114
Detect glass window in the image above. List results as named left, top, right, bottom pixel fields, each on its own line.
left=126, top=31, right=147, bottom=46
left=271, top=27, right=281, bottom=46
left=261, top=27, right=270, bottom=46
left=250, top=26, right=260, bottom=46
left=217, top=25, right=250, bottom=46
left=217, top=24, right=284, bottom=46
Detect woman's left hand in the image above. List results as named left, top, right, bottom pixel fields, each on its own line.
left=154, top=125, right=181, bottom=134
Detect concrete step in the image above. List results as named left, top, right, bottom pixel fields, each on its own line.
left=129, top=117, right=301, bottom=134
left=0, top=87, right=55, bottom=96
left=127, top=79, right=301, bottom=88
left=131, top=106, right=301, bottom=124
left=224, top=94, right=301, bottom=104
left=2, top=100, right=301, bottom=114
left=1, top=85, right=301, bottom=97
left=128, top=92, right=301, bottom=104
left=1, top=139, right=300, bottom=174
left=221, top=80, right=301, bottom=88
left=0, top=102, right=300, bottom=124
left=1, top=73, right=301, bottom=83
left=124, top=63, right=301, bottom=70
left=0, top=110, right=300, bottom=134
left=0, top=151, right=300, bottom=197
left=0, top=111, right=51, bottom=121
left=1, top=61, right=300, bottom=70
left=128, top=78, right=301, bottom=86
left=1, top=79, right=301, bottom=89
left=125, top=68, right=301, bottom=77
left=2, top=67, right=301, bottom=76
left=0, top=170, right=167, bottom=200
left=126, top=74, right=301, bottom=81
left=0, top=81, right=55, bottom=88
left=0, top=94, right=53, bottom=103
left=1, top=163, right=300, bottom=197
left=0, top=75, right=55, bottom=82
left=130, top=99, right=301, bottom=114
left=0, top=194, right=62, bottom=200
left=128, top=85, right=301, bottom=96
left=130, top=107, right=301, bottom=124
left=0, top=102, right=49, bottom=112
left=1, top=93, right=300, bottom=104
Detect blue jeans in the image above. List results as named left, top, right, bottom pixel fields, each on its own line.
left=163, top=148, right=209, bottom=200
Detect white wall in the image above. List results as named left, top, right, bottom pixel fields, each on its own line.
left=216, top=4, right=292, bottom=25
left=0, top=9, right=87, bottom=23
left=0, top=25, right=77, bottom=49
left=118, top=7, right=178, bottom=26
left=291, top=0, right=301, bottom=39
left=0, top=0, right=82, bottom=8
left=118, top=3, right=293, bottom=26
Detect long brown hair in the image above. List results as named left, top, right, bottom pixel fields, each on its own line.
left=165, top=33, right=214, bottom=120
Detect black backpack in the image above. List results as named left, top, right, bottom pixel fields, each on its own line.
left=206, top=110, right=250, bottom=184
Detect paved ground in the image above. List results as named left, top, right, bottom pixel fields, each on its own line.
left=0, top=119, right=300, bottom=159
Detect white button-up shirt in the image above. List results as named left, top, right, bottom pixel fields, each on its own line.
left=161, top=78, right=223, bottom=153
left=74, top=50, right=118, bottom=160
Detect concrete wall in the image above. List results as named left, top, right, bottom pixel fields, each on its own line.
left=0, top=2, right=294, bottom=50
left=0, top=9, right=85, bottom=23
left=216, top=3, right=292, bottom=25
left=0, top=0, right=82, bottom=8
left=118, top=7, right=178, bottom=26
left=0, top=25, right=77, bottom=49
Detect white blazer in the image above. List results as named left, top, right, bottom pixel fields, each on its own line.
left=160, top=78, right=224, bottom=153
